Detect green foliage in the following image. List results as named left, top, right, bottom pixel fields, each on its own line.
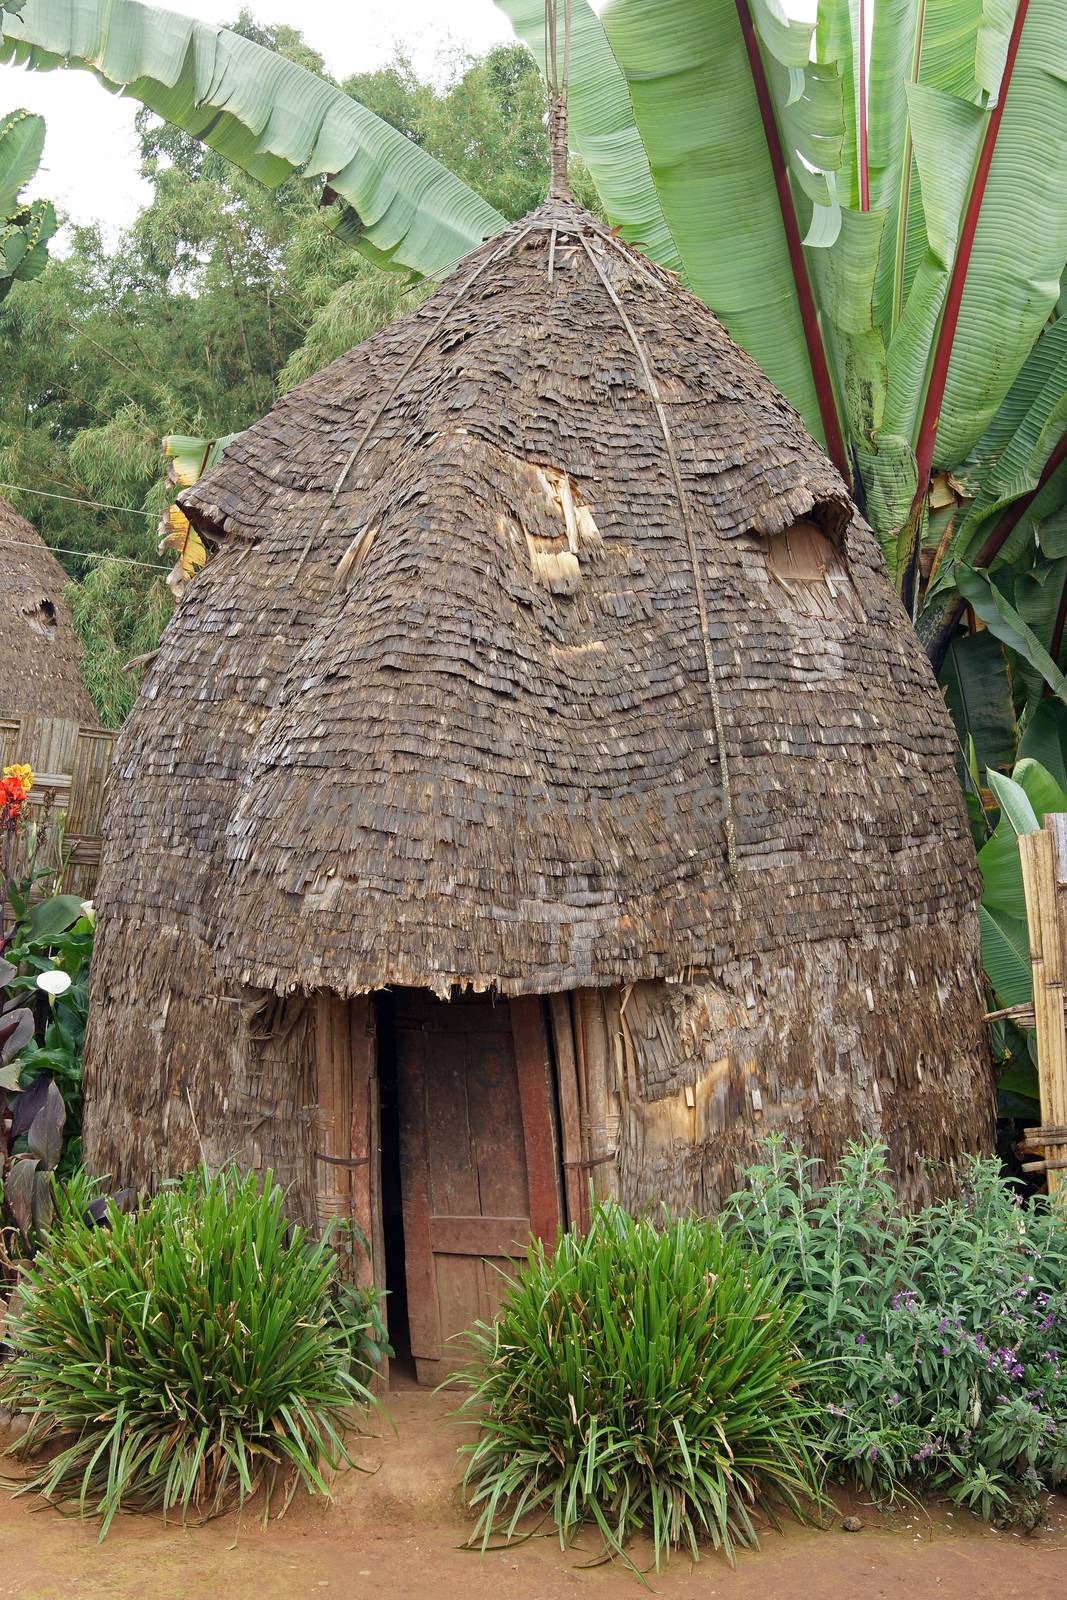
left=0, top=829, right=93, bottom=1257
left=453, top=1201, right=821, bottom=1571
left=328, top=1278, right=393, bottom=1378
left=1, top=876, right=92, bottom=1174
left=65, top=563, right=170, bottom=727
left=732, top=1141, right=1067, bottom=1526
left=0, top=1168, right=374, bottom=1534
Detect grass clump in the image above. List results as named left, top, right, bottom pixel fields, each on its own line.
left=732, top=1140, right=1067, bottom=1525
left=453, top=1201, right=822, bottom=1570
left=0, top=1167, right=374, bottom=1534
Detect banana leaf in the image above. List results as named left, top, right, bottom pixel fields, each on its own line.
left=939, top=628, right=1017, bottom=777
left=0, top=0, right=506, bottom=279
left=935, top=5, right=1067, bottom=467
left=0, top=105, right=54, bottom=299
left=498, top=0, right=847, bottom=452
left=979, top=904, right=1032, bottom=1009
left=0, top=104, right=42, bottom=213
left=1017, top=699, right=1067, bottom=794
left=956, top=565, right=1067, bottom=704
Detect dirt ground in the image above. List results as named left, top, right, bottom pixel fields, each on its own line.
left=1, top=1390, right=1066, bottom=1600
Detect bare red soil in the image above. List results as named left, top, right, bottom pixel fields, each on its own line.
left=1, top=1390, right=1065, bottom=1600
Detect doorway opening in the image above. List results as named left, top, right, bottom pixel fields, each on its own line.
left=361, top=988, right=565, bottom=1386
left=374, top=992, right=415, bottom=1386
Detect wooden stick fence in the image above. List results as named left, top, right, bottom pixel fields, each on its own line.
left=1018, top=815, right=1067, bottom=1194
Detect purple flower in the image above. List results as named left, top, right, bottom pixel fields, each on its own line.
left=868, top=1445, right=879, bottom=1463
left=856, top=1333, right=865, bottom=1346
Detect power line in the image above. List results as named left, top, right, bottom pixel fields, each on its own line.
left=0, top=479, right=172, bottom=572
left=0, top=481, right=158, bottom=519
left=0, top=538, right=171, bottom=573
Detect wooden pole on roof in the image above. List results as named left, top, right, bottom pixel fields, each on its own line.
left=545, top=0, right=572, bottom=201
left=1018, top=818, right=1067, bottom=1194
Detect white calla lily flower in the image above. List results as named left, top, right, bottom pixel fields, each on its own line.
left=36, top=970, right=73, bottom=998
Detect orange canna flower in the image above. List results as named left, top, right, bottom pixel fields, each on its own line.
left=1, top=763, right=33, bottom=830
left=2, top=764, right=32, bottom=796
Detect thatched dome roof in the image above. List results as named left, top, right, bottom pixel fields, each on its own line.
left=0, top=496, right=95, bottom=723
left=107, top=199, right=976, bottom=999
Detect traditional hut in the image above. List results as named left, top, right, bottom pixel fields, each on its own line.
left=84, top=181, right=993, bottom=1380
left=0, top=495, right=95, bottom=723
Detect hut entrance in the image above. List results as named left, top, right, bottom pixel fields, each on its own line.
left=376, top=990, right=564, bottom=1385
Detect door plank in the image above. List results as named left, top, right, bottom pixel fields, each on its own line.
left=548, top=993, right=587, bottom=1230
left=511, top=996, right=563, bottom=1244
left=425, top=1026, right=481, bottom=1219
left=465, top=1024, right=529, bottom=1220
left=313, top=995, right=353, bottom=1231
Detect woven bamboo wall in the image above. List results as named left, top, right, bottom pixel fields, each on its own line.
left=0, top=713, right=116, bottom=899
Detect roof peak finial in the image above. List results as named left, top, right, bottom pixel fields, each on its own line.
left=548, top=92, right=570, bottom=201
left=545, top=0, right=572, bottom=202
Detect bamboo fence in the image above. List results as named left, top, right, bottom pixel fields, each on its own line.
left=1, top=713, right=116, bottom=901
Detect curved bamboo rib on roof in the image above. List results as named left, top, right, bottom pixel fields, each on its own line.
left=105, top=197, right=978, bottom=1001
left=0, top=496, right=96, bottom=723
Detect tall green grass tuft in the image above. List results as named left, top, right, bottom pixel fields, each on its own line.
left=1, top=1168, right=374, bottom=1534
left=453, top=1202, right=822, bottom=1570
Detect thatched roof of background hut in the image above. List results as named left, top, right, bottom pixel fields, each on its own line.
left=0, top=496, right=95, bottom=723
left=95, top=197, right=977, bottom=1003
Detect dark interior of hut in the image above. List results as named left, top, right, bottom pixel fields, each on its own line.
left=374, top=993, right=417, bottom=1385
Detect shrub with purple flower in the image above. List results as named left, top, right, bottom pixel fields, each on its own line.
left=731, top=1140, right=1067, bottom=1524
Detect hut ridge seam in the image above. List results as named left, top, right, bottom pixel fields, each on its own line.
left=578, top=231, right=738, bottom=878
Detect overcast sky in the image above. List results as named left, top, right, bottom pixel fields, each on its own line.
left=1, top=0, right=822, bottom=239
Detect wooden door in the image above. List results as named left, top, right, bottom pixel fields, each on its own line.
left=395, top=991, right=562, bottom=1383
